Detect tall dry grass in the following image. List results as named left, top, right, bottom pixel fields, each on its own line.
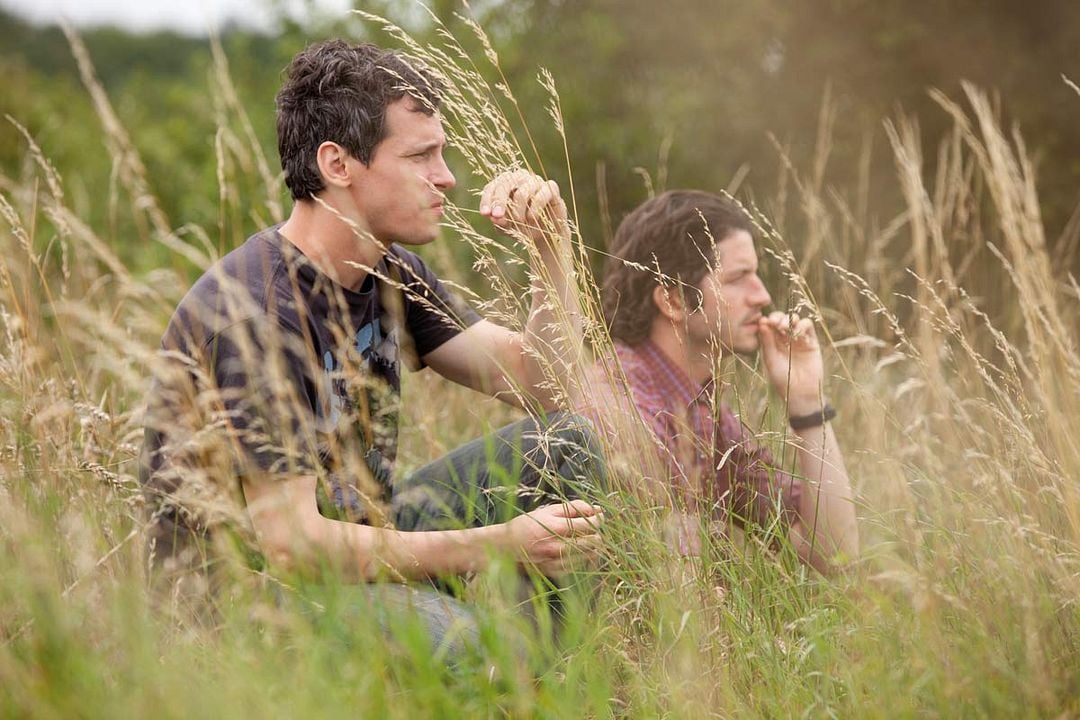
left=0, top=12, right=1078, bottom=718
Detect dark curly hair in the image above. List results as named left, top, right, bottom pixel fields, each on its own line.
left=276, top=40, right=443, bottom=201
left=602, top=190, right=754, bottom=346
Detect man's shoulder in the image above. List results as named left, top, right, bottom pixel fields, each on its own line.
left=611, top=342, right=660, bottom=392
left=383, top=244, right=481, bottom=343
left=585, top=342, right=665, bottom=413
left=384, top=244, right=438, bottom=282
left=193, top=226, right=286, bottom=299
left=164, top=227, right=291, bottom=351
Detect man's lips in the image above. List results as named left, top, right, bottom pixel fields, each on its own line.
left=744, top=315, right=763, bottom=327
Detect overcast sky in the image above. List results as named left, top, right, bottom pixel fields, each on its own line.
left=0, top=0, right=353, bottom=35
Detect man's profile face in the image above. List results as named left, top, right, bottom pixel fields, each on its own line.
left=346, top=98, right=456, bottom=246
left=685, top=230, right=772, bottom=356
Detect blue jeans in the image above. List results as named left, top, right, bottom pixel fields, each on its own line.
left=392, top=411, right=606, bottom=531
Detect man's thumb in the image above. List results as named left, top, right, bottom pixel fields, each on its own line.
left=758, top=321, right=778, bottom=356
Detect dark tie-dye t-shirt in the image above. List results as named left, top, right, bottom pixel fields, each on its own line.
left=140, top=226, right=479, bottom=530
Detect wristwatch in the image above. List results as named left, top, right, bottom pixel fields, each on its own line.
left=788, top=404, right=836, bottom=430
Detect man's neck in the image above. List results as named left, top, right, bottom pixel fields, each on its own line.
left=647, top=322, right=714, bottom=386
left=279, top=199, right=386, bottom=291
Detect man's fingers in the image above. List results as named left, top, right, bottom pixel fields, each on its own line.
left=538, top=512, right=603, bottom=538
left=487, top=178, right=513, bottom=219
left=565, top=513, right=603, bottom=535
left=758, top=319, right=779, bottom=354
left=761, top=311, right=817, bottom=344
left=508, top=174, right=545, bottom=225
left=778, top=313, right=794, bottom=334
left=793, top=317, right=816, bottom=343
left=523, top=181, right=554, bottom=226
left=479, top=170, right=571, bottom=245
left=543, top=534, right=604, bottom=574
left=480, top=175, right=509, bottom=218
left=480, top=169, right=531, bottom=219
left=526, top=501, right=604, bottom=537
left=570, top=533, right=604, bottom=556
left=479, top=169, right=565, bottom=226
left=552, top=499, right=603, bottom=517
left=479, top=172, right=519, bottom=215
left=764, top=310, right=786, bottom=328
left=479, top=181, right=494, bottom=216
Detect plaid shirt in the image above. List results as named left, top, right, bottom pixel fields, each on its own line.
left=585, top=340, right=803, bottom=532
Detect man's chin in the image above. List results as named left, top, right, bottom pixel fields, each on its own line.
left=391, top=229, right=440, bottom=246
left=713, top=336, right=759, bottom=358
left=728, top=336, right=761, bottom=357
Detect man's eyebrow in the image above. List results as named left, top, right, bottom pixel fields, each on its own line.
left=716, top=262, right=755, bottom=275
left=402, top=138, right=446, bottom=154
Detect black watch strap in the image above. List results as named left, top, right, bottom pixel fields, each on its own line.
left=788, top=403, right=836, bottom=430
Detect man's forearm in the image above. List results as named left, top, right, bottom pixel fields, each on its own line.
left=311, top=515, right=510, bottom=582
left=246, top=474, right=602, bottom=582
left=477, top=171, right=584, bottom=410
left=523, top=238, right=584, bottom=409
left=790, top=420, right=860, bottom=566
left=246, top=474, right=512, bottom=582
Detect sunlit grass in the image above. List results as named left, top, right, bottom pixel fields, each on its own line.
left=0, top=12, right=1078, bottom=718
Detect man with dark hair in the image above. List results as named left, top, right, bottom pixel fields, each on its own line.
left=589, top=190, right=857, bottom=571
left=141, top=40, right=604, bottom=654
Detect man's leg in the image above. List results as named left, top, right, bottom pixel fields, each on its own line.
left=284, top=580, right=482, bottom=667
left=373, top=412, right=604, bottom=659
left=391, top=411, right=606, bottom=532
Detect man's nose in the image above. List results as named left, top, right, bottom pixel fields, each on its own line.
left=750, top=274, right=771, bottom=308
left=432, top=156, right=456, bottom=191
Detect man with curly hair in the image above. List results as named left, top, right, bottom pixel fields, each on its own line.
left=587, top=190, right=857, bottom=571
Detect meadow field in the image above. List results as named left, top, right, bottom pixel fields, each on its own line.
left=1, top=12, right=1079, bottom=718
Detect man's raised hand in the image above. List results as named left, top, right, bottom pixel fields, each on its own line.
left=757, top=311, right=827, bottom=416
left=479, top=169, right=571, bottom=248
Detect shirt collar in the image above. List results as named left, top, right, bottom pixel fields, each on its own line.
left=635, top=339, right=714, bottom=408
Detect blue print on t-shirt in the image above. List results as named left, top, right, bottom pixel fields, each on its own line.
left=317, top=349, right=344, bottom=430
left=354, top=320, right=377, bottom=357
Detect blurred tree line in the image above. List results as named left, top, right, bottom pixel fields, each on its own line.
left=1, top=0, right=1078, bottom=284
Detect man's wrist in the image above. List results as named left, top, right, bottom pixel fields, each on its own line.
left=789, top=403, right=836, bottom=430
left=490, top=519, right=518, bottom=558
left=785, top=394, right=829, bottom=417
left=532, top=231, right=572, bottom=258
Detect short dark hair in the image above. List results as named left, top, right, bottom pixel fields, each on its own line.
left=276, top=40, right=443, bottom=201
left=602, top=190, right=754, bottom=346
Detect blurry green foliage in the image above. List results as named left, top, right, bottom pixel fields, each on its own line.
left=1, top=1, right=1078, bottom=282
left=485, top=1, right=1080, bottom=260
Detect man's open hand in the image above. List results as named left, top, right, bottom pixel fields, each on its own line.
left=504, top=499, right=603, bottom=576
left=758, top=311, right=827, bottom=416
left=479, top=169, right=571, bottom=248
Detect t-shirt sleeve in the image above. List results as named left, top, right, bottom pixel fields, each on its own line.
left=713, top=409, right=803, bottom=533
left=141, top=312, right=324, bottom=496
left=206, top=319, right=324, bottom=478
left=386, top=247, right=481, bottom=358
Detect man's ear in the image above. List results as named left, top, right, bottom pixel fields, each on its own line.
left=652, top=284, right=687, bottom=323
left=315, top=141, right=353, bottom=189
